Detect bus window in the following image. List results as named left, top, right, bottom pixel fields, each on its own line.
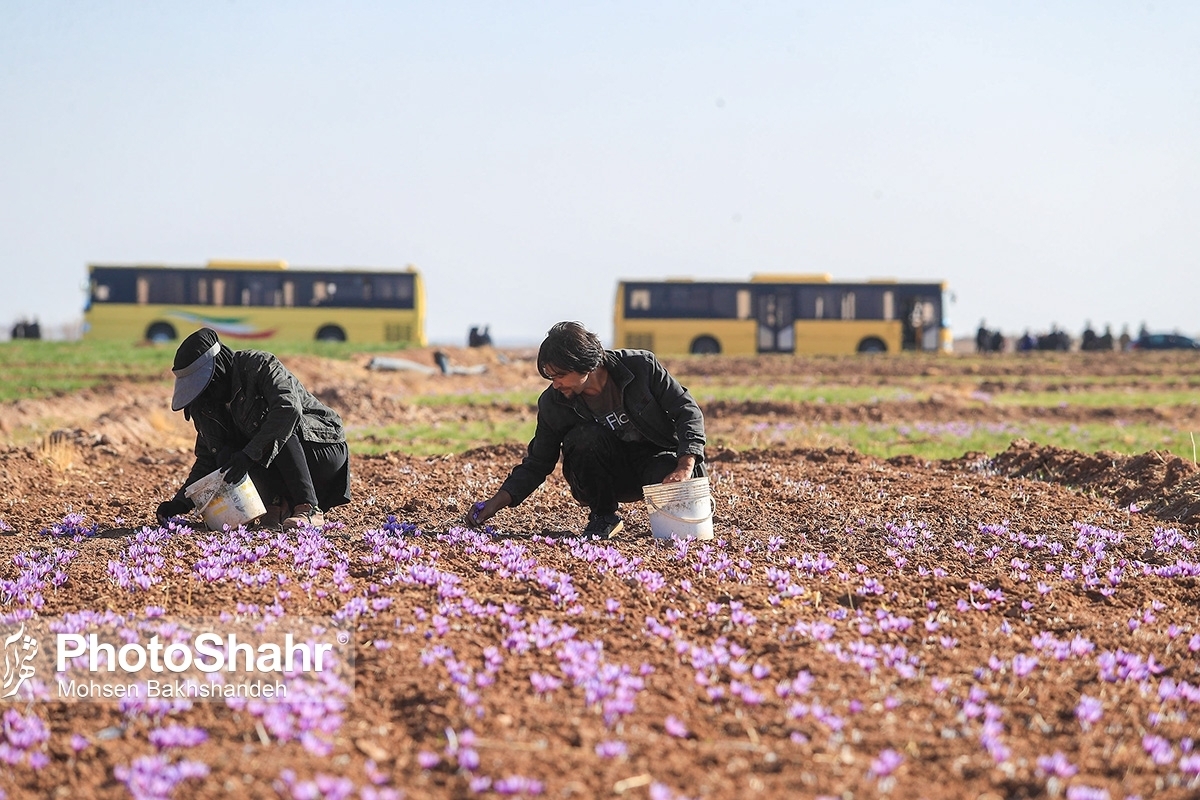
left=188, top=272, right=224, bottom=305
left=712, top=287, right=736, bottom=317
left=283, top=281, right=295, bottom=307
left=736, top=289, right=751, bottom=319
left=90, top=269, right=137, bottom=303
left=883, top=290, right=895, bottom=320
left=239, top=275, right=282, bottom=306
left=335, top=277, right=369, bottom=306
left=644, top=284, right=743, bottom=318
left=290, top=276, right=312, bottom=305
left=138, top=273, right=185, bottom=304
left=841, top=292, right=856, bottom=320
left=853, top=287, right=887, bottom=320
left=267, top=277, right=283, bottom=306
left=800, top=287, right=837, bottom=319
left=369, top=274, right=415, bottom=306
left=310, top=280, right=337, bottom=306
left=668, top=286, right=705, bottom=315
left=394, top=276, right=414, bottom=302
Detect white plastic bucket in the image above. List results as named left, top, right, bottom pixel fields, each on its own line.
left=184, top=467, right=266, bottom=530
left=642, top=476, right=715, bottom=540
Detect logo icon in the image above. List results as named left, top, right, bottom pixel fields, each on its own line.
left=2, top=622, right=38, bottom=699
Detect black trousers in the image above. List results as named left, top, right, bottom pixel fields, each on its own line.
left=244, top=435, right=351, bottom=512
left=561, top=424, right=694, bottom=516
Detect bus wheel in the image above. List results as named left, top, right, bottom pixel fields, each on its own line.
left=857, top=337, right=887, bottom=353
left=315, top=325, right=347, bottom=342
left=690, top=336, right=721, bottom=355
left=146, top=322, right=177, bottom=343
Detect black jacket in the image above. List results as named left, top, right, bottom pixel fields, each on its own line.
left=499, top=349, right=705, bottom=505
left=173, top=350, right=345, bottom=501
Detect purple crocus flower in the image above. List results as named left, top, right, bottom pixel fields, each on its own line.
left=869, top=748, right=903, bottom=778
left=1076, top=695, right=1102, bottom=729
left=148, top=725, right=209, bottom=749
left=664, top=716, right=689, bottom=738
left=1064, top=787, right=1110, bottom=800
left=1036, top=750, right=1077, bottom=778
left=1143, top=734, right=1174, bottom=765
left=595, top=740, right=627, bottom=758
left=1012, top=654, right=1038, bottom=678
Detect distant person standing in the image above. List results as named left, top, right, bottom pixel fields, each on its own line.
left=155, top=328, right=350, bottom=530
left=468, top=326, right=493, bottom=347
left=467, top=321, right=706, bottom=538
left=1081, top=321, right=1097, bottom=350
left=10, top=318, right=40, bottom=340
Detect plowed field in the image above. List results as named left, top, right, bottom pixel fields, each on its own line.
left=2, top=348, right=1200, bottom=800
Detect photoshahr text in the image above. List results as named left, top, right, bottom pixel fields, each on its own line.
left=56, top=633, right=332, bottom=674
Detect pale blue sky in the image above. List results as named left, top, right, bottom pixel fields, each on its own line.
left=2, top=1, right=1198, bottom=345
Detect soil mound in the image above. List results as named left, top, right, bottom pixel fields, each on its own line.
left=989, top=438, right=1200, bottom=524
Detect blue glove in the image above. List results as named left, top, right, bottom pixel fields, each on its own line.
left=221, top=450, right=253, bottom=485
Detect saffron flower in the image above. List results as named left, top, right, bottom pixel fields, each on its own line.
left=869, top=748, right=903, bottom=778
left=595, top=740, right=627, bottom=758
left=664, top=716, right=689, bottom=738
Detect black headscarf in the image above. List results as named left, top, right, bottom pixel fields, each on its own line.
left=174, top=328, right=236, bottom=415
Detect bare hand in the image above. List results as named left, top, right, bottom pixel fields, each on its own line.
left=466, top=490, right=512, bottom=527
left=661, top=468, right=690, bottom=484
left=661, top=455, right=697, bottom=484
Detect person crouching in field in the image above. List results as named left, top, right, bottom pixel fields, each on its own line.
left=467, top=321, right=706, bottom=538
left=155, top=328, right=350, bottom=530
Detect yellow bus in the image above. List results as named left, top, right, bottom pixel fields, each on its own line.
left=613, top=274, right=950, bottom=355
left=83, top=259, right=426, bottom=345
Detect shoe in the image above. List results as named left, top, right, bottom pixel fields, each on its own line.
left=582, top=512, right=623, bottom=539
left=259, top=503, right=288, bottom=529
left=283, top=504, right=325, bottom=530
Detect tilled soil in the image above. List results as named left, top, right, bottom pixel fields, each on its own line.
left=2, top=351, right=1200, bottom=800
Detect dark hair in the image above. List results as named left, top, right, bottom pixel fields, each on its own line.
left=537, top=321, right=604, bottom=379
